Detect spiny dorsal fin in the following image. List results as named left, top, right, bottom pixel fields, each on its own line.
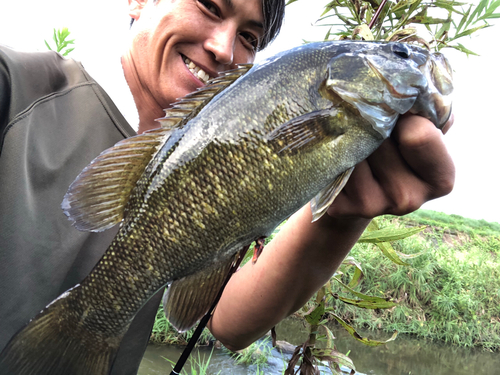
left=162, top=254, right=237, bottom=332
left=62, top=127, right=172, bottom=232
left=156, top=64, right=253, bottom=129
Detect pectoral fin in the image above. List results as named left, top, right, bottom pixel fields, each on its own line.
left=310, top=167, right=354, bottom=222
left=267, top=107, right=346, bottom=153
left=61, top=127, right=172, bottom=232
left=162, top=254, right=237, bottom=332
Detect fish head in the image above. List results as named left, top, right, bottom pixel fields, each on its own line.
left=320, top=42, right=453, bottom=138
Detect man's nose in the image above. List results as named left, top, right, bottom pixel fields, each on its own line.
left=204, top=26, right=235, bottom=66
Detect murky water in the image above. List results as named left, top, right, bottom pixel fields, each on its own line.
left=138, top=317, right=500, bottom=374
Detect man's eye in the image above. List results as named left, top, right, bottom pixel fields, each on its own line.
left=198, top=0, right=219, bottom=16
left=240, top=32, right=259, bottom=50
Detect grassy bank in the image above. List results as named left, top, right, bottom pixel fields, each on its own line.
left=333, top=211, right=500, bottom=350
left=150, top=209, right=500, bottom=351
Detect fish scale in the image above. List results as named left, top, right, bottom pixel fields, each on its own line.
left=0, top=41, right=453, bottom=375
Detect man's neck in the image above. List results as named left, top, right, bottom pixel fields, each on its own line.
left=121, top=52, right=166, bottom=134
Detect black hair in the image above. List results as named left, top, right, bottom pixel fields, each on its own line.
left=130, top=0, right=285, bottom=51
left=258, top=0, right=285, bottom=51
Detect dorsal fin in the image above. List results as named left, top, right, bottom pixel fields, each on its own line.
left=156, top=64, right=253, bottom=128
left=61, top=127, right=172, bottom=232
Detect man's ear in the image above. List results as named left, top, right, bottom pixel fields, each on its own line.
left=128, top=0, right=148, bottom=21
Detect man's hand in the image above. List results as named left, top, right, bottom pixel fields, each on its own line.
left=327, top=114, right=455, bottom=219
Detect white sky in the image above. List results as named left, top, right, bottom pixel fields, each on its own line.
left=2, top=0, right=500, bottom=223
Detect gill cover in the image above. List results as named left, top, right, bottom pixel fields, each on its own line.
left=324, top=42, right=452, bottom=138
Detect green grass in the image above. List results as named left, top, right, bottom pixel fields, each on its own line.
left=401, top=209, right=500, bottom=238
left=333, top=213, right=500, bottom=350
left=150, top=303, right=214, bottom=346
left=162, top=348, right=220, bottom=375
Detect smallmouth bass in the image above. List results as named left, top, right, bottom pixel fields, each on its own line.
left=0, top=41, right=452, bottom=375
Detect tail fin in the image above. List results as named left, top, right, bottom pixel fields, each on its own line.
left=0, top=290, right=123, bottom=375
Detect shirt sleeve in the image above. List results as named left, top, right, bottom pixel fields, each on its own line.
left=0, top=48, right=13, bottom=151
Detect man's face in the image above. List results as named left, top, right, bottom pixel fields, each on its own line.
left=128, top=0, right=264, bottom=109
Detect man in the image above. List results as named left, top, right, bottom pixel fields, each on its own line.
left=0, top=0, right=454, bottom=373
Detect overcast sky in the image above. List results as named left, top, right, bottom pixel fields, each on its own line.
left=2, top=0, right=499, bottom=223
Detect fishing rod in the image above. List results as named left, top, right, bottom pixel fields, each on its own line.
left=169, top=245, right=249, bottom=375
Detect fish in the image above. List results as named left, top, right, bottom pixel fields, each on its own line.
left=0, top=41, right=452, bottom=375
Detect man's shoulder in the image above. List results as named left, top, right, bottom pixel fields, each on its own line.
left=0, top=45, right=91, bottom=109
left=0, top=45, right=135, bottom=149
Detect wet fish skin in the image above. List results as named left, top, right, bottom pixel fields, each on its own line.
left=0, top=41, right=452, bottom=375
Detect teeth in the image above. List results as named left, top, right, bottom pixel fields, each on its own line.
left=183, top=56, right=210, bottom=84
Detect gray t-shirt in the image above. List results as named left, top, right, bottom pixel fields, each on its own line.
left=0, top=45, right=162, bottom=374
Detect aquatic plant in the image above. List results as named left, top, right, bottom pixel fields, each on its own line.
left=290, top=0, right=500, bottom=55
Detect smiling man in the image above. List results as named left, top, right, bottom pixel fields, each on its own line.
left=124, top=0, right=271, bottom=133
left=0, top=0, right=454, bottom=374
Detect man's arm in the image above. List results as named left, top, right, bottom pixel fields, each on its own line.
left=208, top=115, right=455, bottom=351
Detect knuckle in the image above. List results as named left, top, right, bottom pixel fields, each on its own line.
left=431, top=173, right=455, bottom=199
left=386, top=184, right=423, bottom=216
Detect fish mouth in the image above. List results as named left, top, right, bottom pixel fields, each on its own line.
left=409, top=53, right=453, bottom=129
left=182, top=55, right=214, bottom=84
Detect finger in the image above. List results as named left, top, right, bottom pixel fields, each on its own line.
left=365, top=136, right=428, bottom=215
left=327, top=159, right=388, bottom=219
left=392, top=115, right=455, bottom=200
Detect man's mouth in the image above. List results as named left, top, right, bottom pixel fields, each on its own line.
left=183, top=56, right=211, bottom=84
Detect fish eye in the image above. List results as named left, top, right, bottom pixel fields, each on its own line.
left=392, top=43, right=411, bottom=59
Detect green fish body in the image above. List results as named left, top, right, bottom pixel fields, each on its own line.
left=0, top=41, right=452, bottom=375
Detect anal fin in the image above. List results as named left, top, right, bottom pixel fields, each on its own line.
left=162, top=254, right=237, bottom=332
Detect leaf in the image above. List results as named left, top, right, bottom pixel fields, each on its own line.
left=358, top=226, right=426, bottom=243
left=348, top=264, right=364, bottom=289
left=63, top=48, right=75, bottom=56
left=352, top=24, right=375, bottom=40
left=448, top=43, right=480, bottom=56
left=311, top=348, right=356, bottom=371
left=411, top=16, right=452, bottom=24
left=332, top=277, right=398, bottom=309
left=334, top=294, right=399, bottom=309
left=434, top=0, right=466, bottom=14
left=44, top=40, right=52, bottom=51
left=467, top=0, right=489, bottom=28
left=453, top=24, right=489, bottom=39
left=305, top=301, right=325, bottom=326
left=477, top=12, right=500, bottom=21
left=340, top=256, right=365, bottom=289
left=456, top=5, right=472, bottom=34
left=376, top=241, right=411, bottom=266
left=391, top=0, right=419, bottom=13
left=322, top=325, right=336, bottom=349
left=435, top=20, right=451, bottom=41
left=330, top=312, right=398, bottom=346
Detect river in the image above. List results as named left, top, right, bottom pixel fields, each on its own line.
left=138, top=317, right=500, bottom=374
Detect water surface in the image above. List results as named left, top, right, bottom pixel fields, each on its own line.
left=138, top=317, right=499, bottom=374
